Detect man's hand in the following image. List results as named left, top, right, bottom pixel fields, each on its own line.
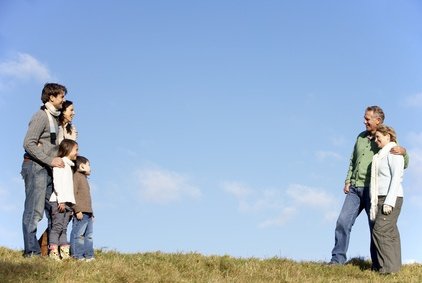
left=58, top=202, right=66, bottom=212
left=382, top=204, right=393, bottom=215
left=343, top=183, right=350, bottom=194
left=51, top=157, right=65, bottom=168
left=390, top=146, right=406, bottom=156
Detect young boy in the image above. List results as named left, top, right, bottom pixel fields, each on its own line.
left=70, top=156, right=94, bottom=261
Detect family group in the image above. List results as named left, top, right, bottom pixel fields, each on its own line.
left=329, top=105, right=409, bottom=274
left=19, top=86, right=407, bottom=272
left=21, top=83, right=94, bottom=261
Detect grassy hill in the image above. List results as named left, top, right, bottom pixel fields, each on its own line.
left=1, top=246, right=422, bottom=282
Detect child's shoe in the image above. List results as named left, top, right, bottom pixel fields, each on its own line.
left=49, top=245, right=61, bottom=261
left=60, top=245, right=70, bottom=260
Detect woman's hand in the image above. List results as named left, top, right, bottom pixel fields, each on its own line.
left=382, top=204, right=393, bottom=215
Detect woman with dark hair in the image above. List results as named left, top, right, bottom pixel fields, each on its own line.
left=58, top=100, right=78, bottom=143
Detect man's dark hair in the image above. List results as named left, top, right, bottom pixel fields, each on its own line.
left=41, top=83, right=67, bottom=104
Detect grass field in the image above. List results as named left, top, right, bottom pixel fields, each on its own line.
left=1, top=246, right=422, bottom=282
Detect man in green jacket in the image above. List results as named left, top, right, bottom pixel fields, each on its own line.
left=329, top=106, right=408, bottom=269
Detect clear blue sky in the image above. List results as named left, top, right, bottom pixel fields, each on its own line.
left=1, top=0, right=421, bottom=263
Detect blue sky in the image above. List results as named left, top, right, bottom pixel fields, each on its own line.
left=1, top=0, right=422, bottom=263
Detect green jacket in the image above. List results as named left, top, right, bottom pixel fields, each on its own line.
left=345, top=131, right=409, bottom=187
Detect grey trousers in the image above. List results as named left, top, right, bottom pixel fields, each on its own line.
left=49, top=202, right=72, bottom=246
left=372, top=196, right=403, bottom=274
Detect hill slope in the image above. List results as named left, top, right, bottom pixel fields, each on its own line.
left=1, top=247, right=421, bottom=282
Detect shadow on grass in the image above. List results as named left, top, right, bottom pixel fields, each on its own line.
left=346, top=257, right=372, bottom=271
left=0, top=260, right=47, bottom=282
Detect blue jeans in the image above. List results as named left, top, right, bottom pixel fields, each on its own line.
left=21, top=159, right=53, bottom=256
left=331, top=186, right=376, bottom=265
left=70, top=213, right=94, bottom=259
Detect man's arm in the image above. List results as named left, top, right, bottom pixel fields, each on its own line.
left=24, top=111, right=64, bottom=168
left=344, top=138, right=359, bottom=190
left=390, top=146, right=409, bottom=169
left=343, top=183, right=351, bottom=194
left=24, top=111, right=53, bottom=166
left=344, top=151, right=355, bottom=186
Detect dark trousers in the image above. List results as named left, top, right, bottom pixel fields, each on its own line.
left=372, top=196, right=403, bottom=273
left=48, top=202, right=72, bottom=246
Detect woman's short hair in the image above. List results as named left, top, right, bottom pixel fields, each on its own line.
left=376, top=124, right=397, bottom=143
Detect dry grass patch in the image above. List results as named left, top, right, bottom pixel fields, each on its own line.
left=1, top=247, right=422, bottom=282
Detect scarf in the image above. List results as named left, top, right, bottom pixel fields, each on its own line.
left=44, top=102, right=61, bottom=117
left=44, top=102, right=60, bottom=144
left=369, top=141, right=396, bottom=221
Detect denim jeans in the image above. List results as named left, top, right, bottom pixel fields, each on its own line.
left=331, top=186, right=376, bottom=264
left=70, top=213, right=94, bottom=259
left=21, top=159, right=53, bottom=256
left=49, top=202, right=72, bottom=246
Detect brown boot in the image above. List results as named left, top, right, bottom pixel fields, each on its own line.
left=38, top=229, right=49, bottom=256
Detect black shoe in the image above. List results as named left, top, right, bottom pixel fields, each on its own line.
left=371, top=266, right=380, bottom=272
left=23, top=252, right=41, bottom=258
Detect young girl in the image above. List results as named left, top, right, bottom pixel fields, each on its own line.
left=48, top=139, right=78, bottom=260
left=71, top=155, right=95, bottom=261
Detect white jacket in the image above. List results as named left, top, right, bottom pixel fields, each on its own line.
left=50, top=157, right=76, bottom=204
left=57, top=124, right=78, bottom=143
left=377, top=153, right=404, bottom=207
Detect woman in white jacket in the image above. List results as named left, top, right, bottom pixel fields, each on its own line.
left=370, top=124, right=404, bottom=274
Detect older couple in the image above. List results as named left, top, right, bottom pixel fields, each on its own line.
left=329, top=105, right=408, bottom=274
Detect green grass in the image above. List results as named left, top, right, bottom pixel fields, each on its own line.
left=1, top=246, right=422, bottom=282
